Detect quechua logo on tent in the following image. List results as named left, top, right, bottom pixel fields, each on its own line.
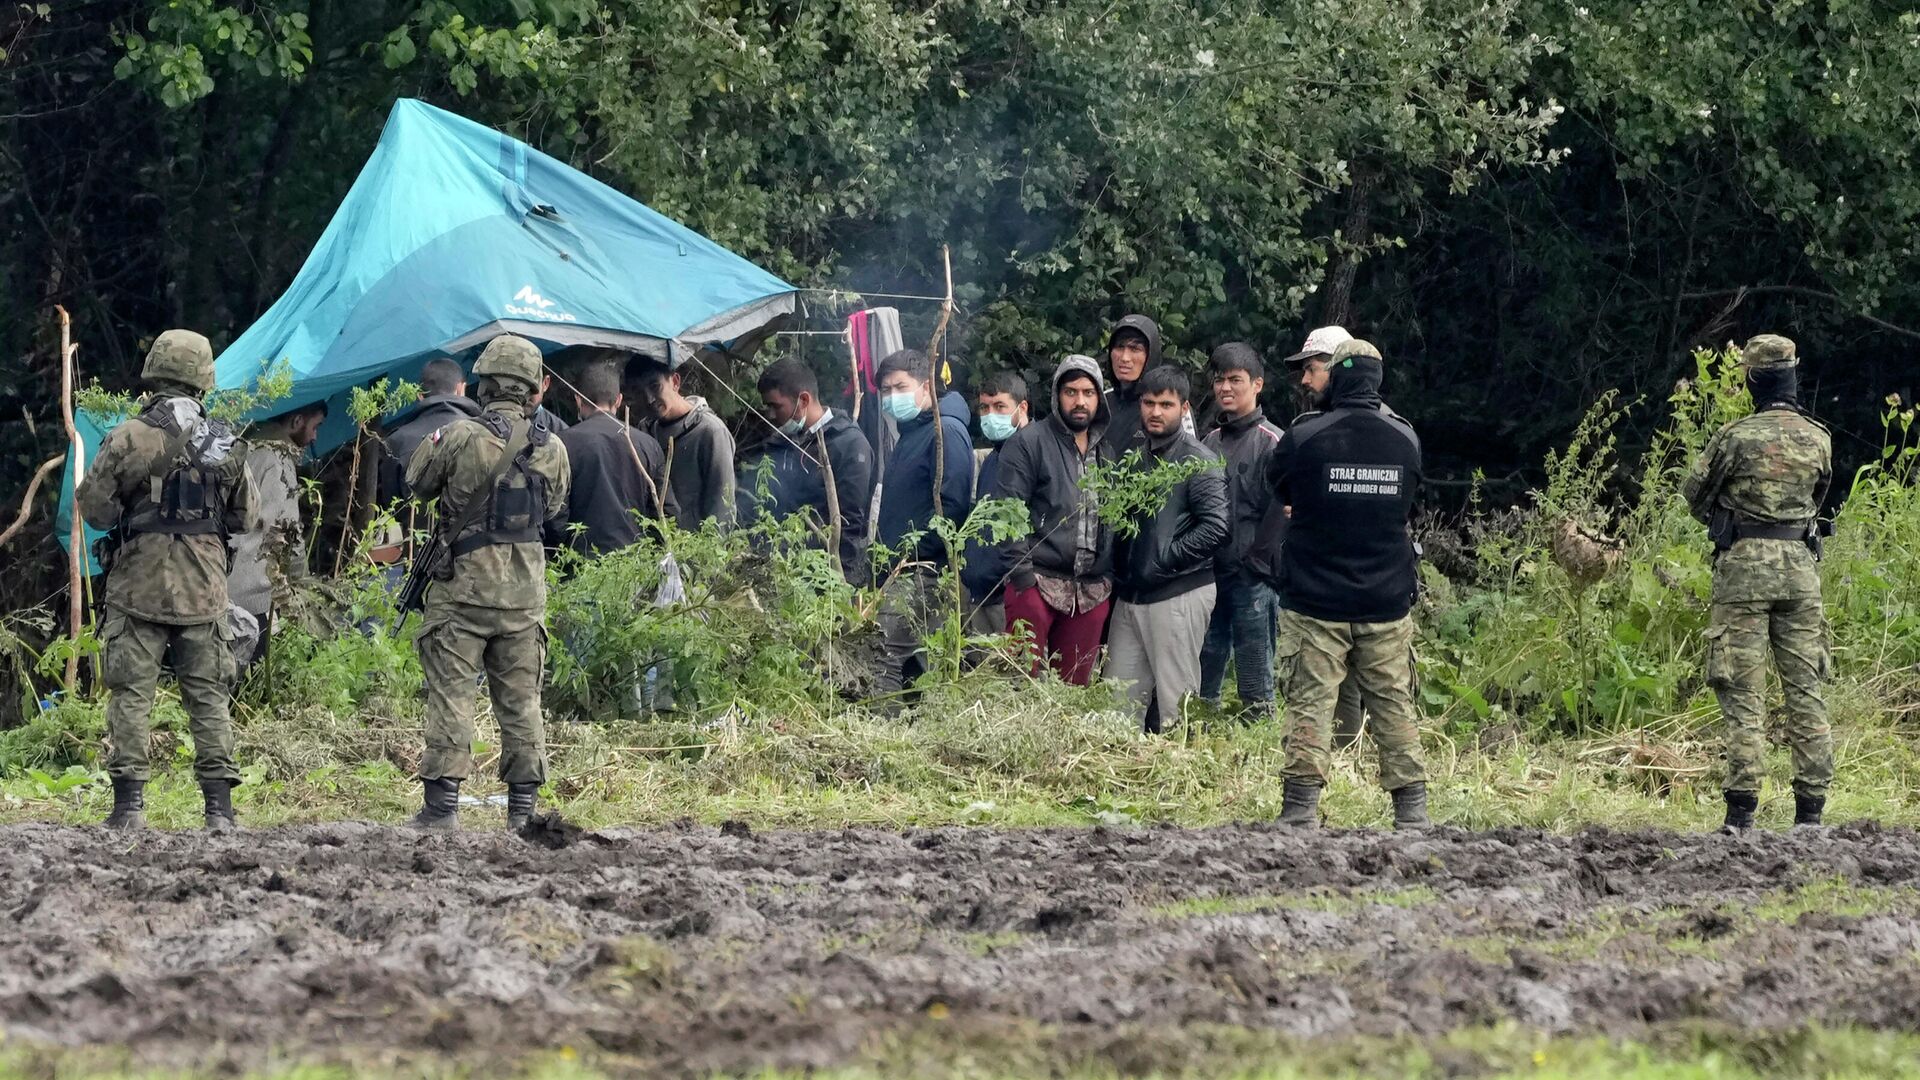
left=507, top=285, right=577, bottom=323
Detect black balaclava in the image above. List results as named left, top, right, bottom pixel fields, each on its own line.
left=1748, top=367, right=1800, bottom=410
left=1324, top=354, right=1384, bottom=411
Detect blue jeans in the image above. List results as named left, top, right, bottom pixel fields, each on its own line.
left=1199, top=572, right=1278, bottom=712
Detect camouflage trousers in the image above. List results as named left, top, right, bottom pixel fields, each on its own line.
left=418, top=601, right=548, bottom=784
left=1705, top=597, right=1833, bottom=798
left=101, top=609, right=239, bottom=783
left=1278, top=610, right=1426, bottom=791
left=102, top=611, right=238, bottom=776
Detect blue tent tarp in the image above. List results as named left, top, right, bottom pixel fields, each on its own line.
left=59, top=98, right=796, bottom=557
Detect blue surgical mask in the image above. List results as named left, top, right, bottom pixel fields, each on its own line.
left=881, top=392, right=922, bottom=422
left=779, top=417, right=805, bottom=437
left=980, top=413, right=1018, bottom=442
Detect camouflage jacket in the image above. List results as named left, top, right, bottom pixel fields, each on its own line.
left=1682, top=406, right=1831, bottom=602
left=227, top=421, right=308, bottom=616
left=76, top=394, right=258, bottom=625
left=404, top=399, right=570, bottom=612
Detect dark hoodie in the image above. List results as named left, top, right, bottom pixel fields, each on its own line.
left=1101, top=314, right=1163, bottom=455
left=876, top=389, right=976, bottom=565
left=379, top=391, right=481, bottom=503
left=1263, top=354, right=1423, bottom=623
left=973, top=355, right=1113, bottom=596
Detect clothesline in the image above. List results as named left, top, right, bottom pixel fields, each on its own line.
left=798, top=287, right=952, bottom=304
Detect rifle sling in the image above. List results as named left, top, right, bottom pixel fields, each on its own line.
left=433, top=419, right=532, bottom=561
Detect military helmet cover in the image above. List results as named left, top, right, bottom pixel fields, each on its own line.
left=472, top=334, right=544, bottom=386
left=140, top=329, right=216, bottom=393
left=1741, top=334, right=1798, bottom=370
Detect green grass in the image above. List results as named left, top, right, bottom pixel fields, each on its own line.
left=5, top=666, right=1918, bottom=834
left=1151, top=885, right=1439, bottom=919
left=11, top=1025, right=1920, bottom=1080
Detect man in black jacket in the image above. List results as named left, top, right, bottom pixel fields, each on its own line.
left=1198, top=342, right=1284, bottom=718
left=379, top=357, right=479, bottom=505
left=1105, top=367, right=1230, bottom=733
left=984, top=355, right=1113, bottom=685
left=1266, top=339, right=1429, bottom=829
left=960, top=371, right=1030, bottom=640
left=546, top=361, right=669, bottom=555
left=741, top=357, right=875, bottom=582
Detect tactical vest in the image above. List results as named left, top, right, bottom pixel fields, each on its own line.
left=450, top=412, right=552, bottom=557
left=125, top=399, right=234, bottom=538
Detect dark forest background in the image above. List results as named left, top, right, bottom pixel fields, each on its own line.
left=5, top=1, right=1920, bottom=597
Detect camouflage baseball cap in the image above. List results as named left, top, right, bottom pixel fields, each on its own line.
left=472, top=334, right=544, bottom=386
left=1741, top=334, right=1798, bottom=370
left=139, top=329, right=215, bottom=393
left=1330, top=339, right=1383, bottom=366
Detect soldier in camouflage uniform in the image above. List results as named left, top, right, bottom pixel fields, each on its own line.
left=403, top=334, right=570, bottom=831
left=76, top=330, right=258, bottom=831
left=1682, top=334, right=1834, bottom=830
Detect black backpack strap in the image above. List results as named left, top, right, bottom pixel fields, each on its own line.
left=441, top=418, right=532, bottom=558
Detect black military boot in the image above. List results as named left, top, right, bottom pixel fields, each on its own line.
left=1721, top=789, right=1758, bottom=833
left=1794, top=791, right=1826, bottom=828
left=104, top=777, right=146, bottom=830
left=1391, top=782, right=1431, bottom=830
left=201, top=780, right=237, bottom=832
left=408, top=777, right=460, bottom=831
left=1278, top=778, right=1322, bottom=828
left=506, top=782, right=540, bottom=832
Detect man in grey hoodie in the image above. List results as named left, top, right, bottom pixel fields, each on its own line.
left=630, top=356, right=736, bottom=531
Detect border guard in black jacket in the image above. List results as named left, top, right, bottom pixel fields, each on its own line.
left=1266, top=339, right=1430, bottom=829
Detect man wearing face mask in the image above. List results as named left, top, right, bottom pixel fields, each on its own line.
left=871, top=348, right=975, bottom=702
left=741, top=357, right=875, bottom=582
left=1683, top=334, right=1834, bottom=831
left=960, top=372, right=1030, bottom=639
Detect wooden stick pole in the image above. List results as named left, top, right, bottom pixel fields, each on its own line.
left=0, top=454, right=65, bottom=548
left=56, top=306, right=84, bottom=691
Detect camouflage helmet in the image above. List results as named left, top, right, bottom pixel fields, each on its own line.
left=140, top=329, right=215, bottom=393
left=1741, top=334, right=1798, bottom=371
left=1330, top=338, right=1383, bottom=366
left=472, top=333, right=544, bottom=387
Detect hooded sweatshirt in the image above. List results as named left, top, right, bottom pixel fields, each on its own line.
left=1101, top=314, right=1163, bottom=455
left=1264, top=355, right=1422, bottom=623
left=974, top=355, right=1114, bottom=598
left=876, top=389, right=976, bottom=566
left=644, top=395, right=736, bottom=530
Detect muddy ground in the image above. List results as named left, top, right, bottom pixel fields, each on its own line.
left=4, top=819, right=1920, bottom=1076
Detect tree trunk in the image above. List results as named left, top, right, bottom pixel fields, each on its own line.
left=1314, top=164, right=1379, bottom=329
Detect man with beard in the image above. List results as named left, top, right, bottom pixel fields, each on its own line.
left=1281, top=325, right=1369, bottom=746
left=1267, top=339, right=1429, bottom=829
left=986, top=356, right=1114, bottom=685
left=1682, top=334, right=1834, bottom=831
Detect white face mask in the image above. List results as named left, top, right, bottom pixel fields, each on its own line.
left=779, top=417, right=806, bottom=437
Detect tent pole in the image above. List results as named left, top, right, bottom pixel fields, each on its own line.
left=57, top=306, right=85, bottom=692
